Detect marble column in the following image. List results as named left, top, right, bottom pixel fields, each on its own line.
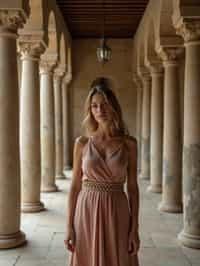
left=0, top=10, right=26, bottom=249
left=147, top=65, right=164, bottom=193
left=139, top=73, right=151, bottom=180
left=158, top=47, right=183, bottom=213
left=175, top=20, right=200, bottom=248
left=54, top=69, right=65, bottom=179
left=62, top=76, right=72, bottom=173
left=40, top=61, right=58, bottom=192
left=19, top=41, right=45, bottom=212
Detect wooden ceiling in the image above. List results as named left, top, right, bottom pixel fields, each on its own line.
left=56, top=0, right=149, bottom=38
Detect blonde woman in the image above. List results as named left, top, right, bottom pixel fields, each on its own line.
left=65, top=78, right=140, bottom=266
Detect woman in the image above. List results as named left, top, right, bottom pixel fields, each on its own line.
left=64, top=78, right=140, bottom=266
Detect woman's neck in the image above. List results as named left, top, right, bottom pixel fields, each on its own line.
left=94, top=125, right=119, bottom=141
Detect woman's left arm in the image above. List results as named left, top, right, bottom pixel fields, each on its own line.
left=126, top=137, right=139, bottom=235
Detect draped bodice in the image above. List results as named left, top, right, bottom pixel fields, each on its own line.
left=81, top=136, right=128, bottom=183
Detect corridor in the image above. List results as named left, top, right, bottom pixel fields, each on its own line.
left=0, top=170, right=199, bottom=266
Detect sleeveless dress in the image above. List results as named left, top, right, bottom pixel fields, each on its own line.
left=68, top=136, right=139, bottom=266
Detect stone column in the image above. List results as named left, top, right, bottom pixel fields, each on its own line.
left=157, top=47, right=183, bottom=213
left=19, top=40, right=45, bottom=212
left=54, top=68, right=65, bottom=179
left=62, top=75, right=72, bottom=173
left=147, top=65, right=164, bottom=193
left=175, top=19, right=200, bottom=248
left=0, top=10, right=26, bottom=249
left=133, top=77, right=143, bottom=174
left=139, top=73, right=151, bottom=180
left=40, top=61, right=58, bottom=192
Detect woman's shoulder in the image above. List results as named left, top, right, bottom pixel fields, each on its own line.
left=123, top=135, right=137, bottom=144
left=75, top=135, right=89, bottom=145
left=123, top=135, right=137, bottom=152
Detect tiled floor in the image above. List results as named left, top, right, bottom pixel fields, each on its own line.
left=0, top=170, right=200, bottom=266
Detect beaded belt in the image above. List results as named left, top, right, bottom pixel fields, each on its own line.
left=82, top=179, right=124, bottom=192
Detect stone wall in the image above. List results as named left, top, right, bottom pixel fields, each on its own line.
left=69, top=38, right=136, bottom=143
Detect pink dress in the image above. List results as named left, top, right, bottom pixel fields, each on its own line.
left=68, top=136, right=139, bottom=266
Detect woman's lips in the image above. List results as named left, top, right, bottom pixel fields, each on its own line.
left=97, top=114, right=107, bottom=119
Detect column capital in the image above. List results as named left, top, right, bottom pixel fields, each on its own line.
left=54, top=67, right=65, bottom=81
left=140, top=72, right=151, bottom=83
left=40, top=60, right=57, bottom=75
left=174, top=18, right=200, bottom=43
left=18, top=40, right=46, bottom=60
left=63, top=72, right=72, bottom=84
left=0, top=10, right=26, bottom=36
left=157, top=46, right=184, bottom=66
left=138, top=66, right=151, bottom=82
left=148, top=63, right=164, bottom=76
left=133, top=74, right=142, bottom=88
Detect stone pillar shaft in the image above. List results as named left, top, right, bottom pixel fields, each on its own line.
left=139, top=75, right=151, bottom=180
left=40, top=62, right=58, bottom=192
left=54, top=71, right=65, bottom=179
left=62, top=80, right=71, bottom=172
left=158, top=52, right=182, bottom=213
left=0, top=10, right=26, bottom=249
left=19, top=41, right=45, bottom=212
left=174, top=19, right=200, bottom=248
left=136, top=84, right=142, bottom=174
left=148, top=67, right=163, bottom=193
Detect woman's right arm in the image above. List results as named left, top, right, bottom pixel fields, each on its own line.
left=66, top=136, right=87, bottom=231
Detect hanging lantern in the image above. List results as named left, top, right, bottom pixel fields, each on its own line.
left=97, top=37, right=112, bottom=64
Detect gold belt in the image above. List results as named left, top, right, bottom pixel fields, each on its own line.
left=82, top=179, right=124, bottom=192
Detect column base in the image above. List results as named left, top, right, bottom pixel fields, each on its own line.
left=64, top=165, right=72, bottom=171
left=158, top=201, right=182, bottom=213
left=147, top=184, right=162, bottom=193
left=41, top=184, right=58, bottom=192
left=139, top=174, right=150, bottom=180
left=21, top=201, right=45, bottom=213
left=0, top=231, right=26, bottom=249
left=56, top=174, right=66, bottom=180
left=178, top=230, right=200, bottom=249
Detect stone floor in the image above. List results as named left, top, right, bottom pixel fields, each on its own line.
left=0, top=170, right=200, bottom=266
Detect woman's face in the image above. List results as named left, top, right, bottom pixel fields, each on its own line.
left=90, top=92, right=113, bottom=124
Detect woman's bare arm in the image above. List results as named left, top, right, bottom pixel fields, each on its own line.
left=66, top=136, right=88, bottom=230
left=126, top=137, right=139, bottom=234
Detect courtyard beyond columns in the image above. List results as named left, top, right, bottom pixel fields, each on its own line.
left=0, top=170, right=199, bottom=266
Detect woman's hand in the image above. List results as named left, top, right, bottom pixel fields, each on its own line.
left=128, top=230, right=140, bottom=255
left=64, top=227, right=76, bottom=252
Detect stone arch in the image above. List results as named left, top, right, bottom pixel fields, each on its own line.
left=136, top=34, right=147, bottom=76
left=132, top=39, right=138, bottom=76
left=59, top=33, right=67, bottom=68
left=42, top=10, right=58, bottom=61
left=156, top=0, right=183, bottom=51
left=67, top=45, right=72, bottom=76
left=18, top=0, right=48, bottom=47
left=144, top=17, right=159, bottom=67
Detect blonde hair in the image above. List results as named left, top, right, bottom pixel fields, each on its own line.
left=82, top=78, right=129, bottom=137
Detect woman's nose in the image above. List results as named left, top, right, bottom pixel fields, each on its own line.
left=97, top=105, right=104, bottom=112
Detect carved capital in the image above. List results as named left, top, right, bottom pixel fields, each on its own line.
left=54, top=67, right=65, bottom=80
left=148, top=63, right=164, bottom=76
left=134, top=78, right=143, bottom=89
left=63, top=72, right=72, bottom=84
left=157, top=46, right=184, bottom=64
left=39, top=60, right=57, bottom=75
left=18, top=41, right=45, bottom=60
left=175, top=18, right=200, bottom=43
left=138, top=66, right=151, bottom=81
left=0, top=10, right=26, bottom=35
left=133, top=74, right=142, bottom=88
